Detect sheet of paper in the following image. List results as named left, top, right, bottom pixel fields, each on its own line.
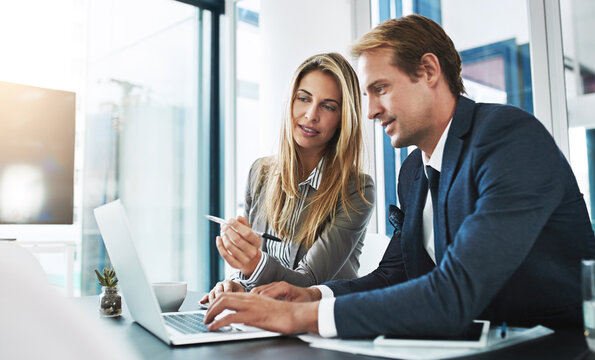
left=297, top=326, right=554, bottom=360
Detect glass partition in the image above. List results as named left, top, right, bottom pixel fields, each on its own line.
left=561, top=0, right=595, bottom=227
left=82, top=0, right=213, bottom=294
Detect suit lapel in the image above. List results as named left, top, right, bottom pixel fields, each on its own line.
left=436, top=96, right=475, bottom=260
left=401, top=162, right=435, bottom=279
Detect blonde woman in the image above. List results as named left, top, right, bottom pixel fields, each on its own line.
left=201, top=53, right=375, bottom=304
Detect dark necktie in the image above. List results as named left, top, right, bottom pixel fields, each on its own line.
left=426, top=166, right=442, bottom=263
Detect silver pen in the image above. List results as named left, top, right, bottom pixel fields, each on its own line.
left=204, top=215, right=283, bottom=242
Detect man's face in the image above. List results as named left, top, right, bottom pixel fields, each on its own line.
left=359, top=47, right=434, bottom=149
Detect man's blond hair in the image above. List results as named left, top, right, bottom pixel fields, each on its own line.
left=352, top=14, right=465, bottom=97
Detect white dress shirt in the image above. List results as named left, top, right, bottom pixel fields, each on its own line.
left=421, top=120, right=451, bottom=264
left=315, top=120, right=452, bottom=338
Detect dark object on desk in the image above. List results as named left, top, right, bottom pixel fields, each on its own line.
left=501, top=322, right=507, bottom=338
left=385, top=321, right=485, bottom=341
left=0, top=238, right=17, bottom=241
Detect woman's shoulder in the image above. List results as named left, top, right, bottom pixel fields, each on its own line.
left=358, top=171, right=374, bottom=185
left=250, top=156, right=272, bottom=169
left=348, top=170, right=375, bottom=189
left=249, top=156, right=276, bottom=177
left=247, top=156, right=278, bottom=195
left=340, top=170, right=375, bottom=204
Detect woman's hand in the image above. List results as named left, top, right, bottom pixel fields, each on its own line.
left=217, top=216, right=263, bottom=276
left=200, top=280, right=245, bottom=306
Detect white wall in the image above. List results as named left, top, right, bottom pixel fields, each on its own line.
left=231, top=0, right=375, bottom=211
left=258, top=0, right=353, bottom=155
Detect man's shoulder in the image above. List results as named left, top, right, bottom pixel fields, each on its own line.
left=471, top=101, right=537, bottom=128
left=476, top=101, right=529, bottom=117
left=464, top=101, right=550, bottom=146
left=456, top=96, right=535, bottom=125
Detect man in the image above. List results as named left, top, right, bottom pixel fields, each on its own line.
left=204, top=14, right=595, bottom=338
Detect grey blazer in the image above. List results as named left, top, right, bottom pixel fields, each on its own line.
left=230, top=157, right=375, bottom=289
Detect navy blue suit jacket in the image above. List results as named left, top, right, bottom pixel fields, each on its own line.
left=326, top=96, right=595, bottom=338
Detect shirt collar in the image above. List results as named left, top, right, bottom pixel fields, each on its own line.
left=422, top=119, right=452, bottom=175
left=300, top=157, right=324, bottom=190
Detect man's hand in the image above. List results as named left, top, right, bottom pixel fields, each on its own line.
left=217, top=216, right=262, bottom=276
left=200, top=279, right=245, bottom=306
left=251, top=281, right=322, bottom=302
left=204, top=292, right=319, bottom=334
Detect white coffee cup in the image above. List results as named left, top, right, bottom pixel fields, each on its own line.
left=152, top=281, right=187, bottom=312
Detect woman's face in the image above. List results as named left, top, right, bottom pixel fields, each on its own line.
left=292, top=70, right=342, bottom=156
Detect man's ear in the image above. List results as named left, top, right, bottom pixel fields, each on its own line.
left=419, top=53, right=441, bottom=86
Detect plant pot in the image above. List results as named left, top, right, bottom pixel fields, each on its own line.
left=99, top=286, right=122, bottom=317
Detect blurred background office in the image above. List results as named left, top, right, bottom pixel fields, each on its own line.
left=0, top=0, right=593, bottom=297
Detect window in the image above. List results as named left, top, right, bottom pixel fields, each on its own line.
left=0, top=0, right=222, bottom=295
left=82, top=0, right=220, bottom=294
left=234, top=0, right=262, bottom=218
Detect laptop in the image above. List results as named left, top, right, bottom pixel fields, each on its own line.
left=94, top=199, right=281, bottom=345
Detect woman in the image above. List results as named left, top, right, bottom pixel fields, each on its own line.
left=201, top=52, right=375, bottom=304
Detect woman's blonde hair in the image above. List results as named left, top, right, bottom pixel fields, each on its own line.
left=260, top=52, right=368, bottom=249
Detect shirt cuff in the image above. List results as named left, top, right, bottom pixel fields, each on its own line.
left=318, top=297, right=338, bottom=338
left=312, top=285, right=334, bottom=299
left=236, top=251, right=268, bottom=290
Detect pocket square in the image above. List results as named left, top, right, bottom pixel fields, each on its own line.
left=388, top=204, right=404, bottom=233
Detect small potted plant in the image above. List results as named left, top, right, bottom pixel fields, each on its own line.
left=95, top=268, right=122, bottom=317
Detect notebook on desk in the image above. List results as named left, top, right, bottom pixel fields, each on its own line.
left=94, top=199, right=281, bottom=346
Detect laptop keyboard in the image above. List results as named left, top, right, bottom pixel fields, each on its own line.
left=163, top=313, right=234, bottom=334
